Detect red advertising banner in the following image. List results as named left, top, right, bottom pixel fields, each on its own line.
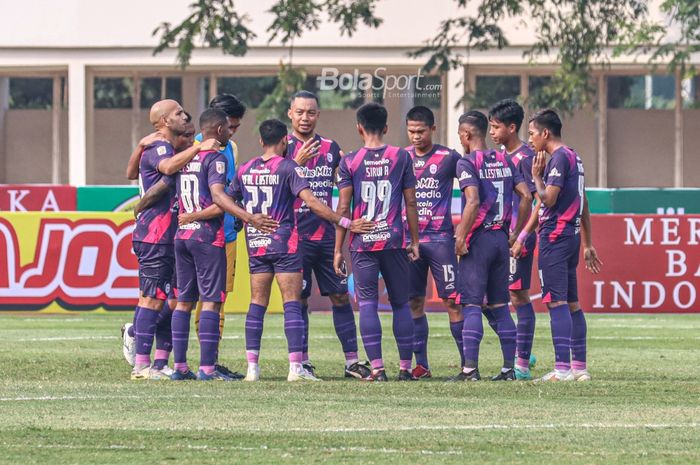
left=0, top=185, right=77, bottom=212
left=0, top=213, right=697, bottom=313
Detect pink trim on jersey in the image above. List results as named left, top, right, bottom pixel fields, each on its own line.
left=214, top=228, right=225, bottom=248
left=548, top=199, right=581, bottom=243
left=143, top=211, right=173, bottom=243
left=288, top=226, right=299, bottom=254
left=348, top=148, right=368, bottom=174
left=309, top=224, right=326, bottom=241
left=179, top=229, right=195, bottom=241
left=319, top=137, right=332, bottom=154
left=509, top=279, right=523, bottom=291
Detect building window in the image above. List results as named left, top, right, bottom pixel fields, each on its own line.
left=9, top=78, right=54, bottom=109
left=608, top=75, right=675, bottom=109
left=683, top=75, right=700, bottom=109
left=140, top=77, right=182, bottom=109
left=217, top=76, right=279, bottom=108
left=528, top=76, right=552, bottom=109
left=473, top=75, right=520, bottom=108
left=94, top=77, right=133, bottom=109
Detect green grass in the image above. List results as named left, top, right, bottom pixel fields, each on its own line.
left=1, top=312, right=699, bottom=464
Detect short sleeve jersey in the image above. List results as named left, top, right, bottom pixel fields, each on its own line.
left=175, top=151, right=227, bottom=247
left=539, top=146, right=585, bottom=243
left=226, top=155, right=310, bottom=257
left=285, top=134, right=342, bottom=241
left=337, top=145, right=416, bottom=252
left=133, top=141, right=177, bottom=245
left=507, top=143, right=536, bottom=232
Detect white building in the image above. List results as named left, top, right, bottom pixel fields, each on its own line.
left=0, top=0, right=697, bottom=187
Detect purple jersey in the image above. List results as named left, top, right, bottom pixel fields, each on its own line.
left=286, top=134, right=342, bottom=241
left=539, top=146, right=585, bottom=243
left=133, top=141, right=177, bottom=245
left=457, top=149, right=524, bottom=247
left=405, top=144, right=461, bottom=242
left=337, top=145, right=416, bottom=252
left=175, top=150, right=227, bottom=247
left=227, top=155, right=309, bottom=257
left=507, top=143, right=536, bottom=232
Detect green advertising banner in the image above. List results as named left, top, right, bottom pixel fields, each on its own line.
left=77, top=186, right=139, bottom=212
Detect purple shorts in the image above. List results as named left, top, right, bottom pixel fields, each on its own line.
left=300, top=240, right=348, bottom=299
left=409, top=240, right=458, bottom=299
left=133, top=241, right=174, bottom=300
left=351, top=249, right=410, bottom=306
left=175, top=239, right=226, bottom=303
left=538, top=234, right=580, bottom=304
left=509, top=233, right=537, bottom=291
left=249, top=253, right=303, bottom=275
left=457, top=230, right=510, bottom=306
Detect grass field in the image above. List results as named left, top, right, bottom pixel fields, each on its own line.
left=1, top=312, right=699, bottom=465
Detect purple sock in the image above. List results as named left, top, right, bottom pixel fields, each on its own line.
left=198, top=310, right=220, bottom=374
left=392, top=302, right=414, bottom=366
left=515, top=303, right=536, bottom=369
left=359, top=300, right=382, bottom=365
left=245, top=303, right=267, bottom=351
left=549, top=304, right=572, bottom=371
left=301, top=303, right=309, bottom=356
left=332, top=303, right=358, bottom=354
left=134, top=306, right=159, bottom=364
left=482, top=307, right=498, bottom=335
left=571, top=309, right=587, bottom=370
left=492, top=305, right=516, bottom=369
left=171, top=310, right=191, bottom=370
left=153, top=302, right=173, bottom=369
left=283, top=301, right=305, bottom=356
left=128, top=306, right=141, bottom=337
left=412, top=314, right=429, bottom=368
left=462, top=305, right=483, bottom=369
left=450, top=320, right=465, bottom=366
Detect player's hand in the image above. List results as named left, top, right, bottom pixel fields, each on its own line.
left=510, top=240, right=523, bottom=258
left=294, top=139, right=320, bottom=166
left=584, top=246, right=603, bottom=274
left=139, top=131, right=166, bottom=148
left=532, top=151, right=546, bottom=178
left=333, top=251, right=348, bottom=277
left=349, top=218, right=375, bottom=234
left=248, top=213, right=278, bottom=234
left=178, top=212, right=196, bottom=226
left=406, top=242, right=420, bottom=262
left=508, top=232, right=517, bottom=247
left=455, top=239, right=468, bottom=257
left=200, top=138, right=221, bottom=152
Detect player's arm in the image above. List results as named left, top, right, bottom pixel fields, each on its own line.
left=511, top=191, right=541, bottom=258
left=509, top=182, right=533, bottom=256
left=298, top=189, right=374, bottom=233
left=179, top=204, right=224, bottom=226
left=580, top=191, right=603, bottom=274
left=532, top=151, right=561, bottom=208
left=133, top=178, right=170, bottom=218
left=157, top=139, right=221, bottom=176
left=334, top=186, right=353, bottom=277
left=210, top=183, right=278, bottom=233
left=454, top=185, right=480, bottom=256
left=126, top=132, right=167, bottom=180
left=403, top=187, right=420, bottom=261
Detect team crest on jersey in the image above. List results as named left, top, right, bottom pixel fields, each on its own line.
left=216, top=161, right=225, bottom=174
left=156, top=145, right=168, bottom=156
left=326, top=152, right=333, bottom=163
left=429, top=164, right=438, bottom=174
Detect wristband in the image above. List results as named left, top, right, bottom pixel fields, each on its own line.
left=516, top=230, right=530, bottom=244
left=339, top=217, right=351, bottom=229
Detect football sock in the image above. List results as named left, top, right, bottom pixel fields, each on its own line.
left=198, top=310, right=220, bottom=375
left=462, top=305, right=483, bottom=370
left=128, top=306, right=139, bottom=338
left=332, top=303, right=359, bottom=356
left=450, top=320, right=465, bottom=366
left=171, top=310, right=191, bottom=372
left=571, top=309, right=587, bottom=370
left=359, top=300, right=383, bottom=367
left=515, top=303, right=536, bottom=370
left=134, top=306, right=158, bottom=366
left=153, top=301, right=173, bottom=369
left=549, top=303, right=572, bottom=371
left=392, top=302, right=414, bottom=369
left=301, top=303, right=309, bottom=360
left=493, top=305, right=516, bottom=369
left=246, top=350, right=259, bottom=365
left=245, top=303, right=267, bottom=352
left=482, top=307, right=499, bottom=334
left=283, top=301, right=305, bottom=360
left=412, top=314, right=429, bottom=368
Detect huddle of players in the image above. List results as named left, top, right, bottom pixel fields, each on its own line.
left=125, top=89, right=602, bottom=383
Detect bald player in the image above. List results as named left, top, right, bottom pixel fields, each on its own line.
left=128, top=100, right=220, bottom=380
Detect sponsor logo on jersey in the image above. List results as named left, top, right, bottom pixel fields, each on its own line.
left=549, top=167, right=562, bottom=177
left=459, top=171, right=472, bottom=181
left=415, top=159, right=425, bottom=168
left=157, top=145, right=168, bottom=156
left=249, top=237, right=273, bottom=248
left=361, top=231, right=392, bottom=242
